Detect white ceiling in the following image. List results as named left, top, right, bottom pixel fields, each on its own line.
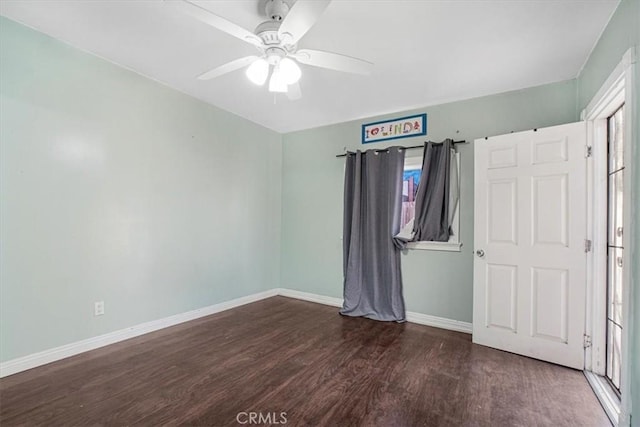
left=0, top=0, right=619, bottom=133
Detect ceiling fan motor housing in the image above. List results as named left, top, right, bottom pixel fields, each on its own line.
left=255, top=21, right=281, bottom=45
left=254, top=19, right=295, bottom=51
left=265, top=0, right=290, bottom=22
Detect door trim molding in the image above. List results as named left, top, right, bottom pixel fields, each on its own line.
left=585, top=371, right=621, bottom=425
left=582, top=46, right=636, bottom=427
left=582, top=47, right=636, bottom=120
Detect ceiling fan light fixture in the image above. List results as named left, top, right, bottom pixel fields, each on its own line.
left=177, top=0, right=373, bottom=100
left=268, top=67, right=288, bottom=93
left=278, top=57, right=302, bottom=84
left=245, top=58, right=269, bottom=85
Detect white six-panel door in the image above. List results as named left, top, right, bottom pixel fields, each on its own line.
left=473, top=122, right=587, bottom=369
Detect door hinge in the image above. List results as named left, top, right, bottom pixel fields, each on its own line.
left=585, top=146, right=593, bottom=158
left=585, top=239, right=592, bottom=253
left=583, top=334, right=592, bottom=348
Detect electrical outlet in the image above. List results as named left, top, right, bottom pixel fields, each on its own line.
left=94, top=301, right=105, bottom=316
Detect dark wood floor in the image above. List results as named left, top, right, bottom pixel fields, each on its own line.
left=1, top=296, right=609, bottom=426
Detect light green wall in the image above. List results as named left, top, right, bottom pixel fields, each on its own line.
left=281, top=80, right=578, bottom=323
left=577, top=0, right=640, bottom=110
left=2, top=3, right=638, bottom=418
left=575, top=0, right=639, bottom=423
left=0, top=17, right=282, bottom=362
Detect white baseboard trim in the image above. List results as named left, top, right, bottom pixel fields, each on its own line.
left=1, top=287, right=472, bottom=378
left=276, top=288, right=343, bottom=307
left=276, top=288, right=472, bottom=334
left=0, top=289, right=278, bottom=378
left=405, top=311, right=473, bottom=334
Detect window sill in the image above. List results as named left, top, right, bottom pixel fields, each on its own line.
left=405, top=241, right=462, bottom=252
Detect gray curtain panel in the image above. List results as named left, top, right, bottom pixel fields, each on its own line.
left=340, top=148, right=406, bottom=322
left=412, top=140, right=452, bottom=242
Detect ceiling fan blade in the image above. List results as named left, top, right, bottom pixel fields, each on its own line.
left=287, top=82, right=302, bottom=101
left=169, top=0, right=263, bottom=47
left=294, top=49, right=373, bottom=75
left=197, top=56, right=259, bottom=80
left=278, top=0, right=331, bottom=44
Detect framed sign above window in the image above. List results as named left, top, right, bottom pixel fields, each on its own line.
left=362, top=113, right=427, bottom=144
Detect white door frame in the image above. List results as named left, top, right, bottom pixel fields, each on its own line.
left=582, top=46, right=636, bottom=426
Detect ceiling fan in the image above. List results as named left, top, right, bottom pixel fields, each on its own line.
left=170, top=0, right=373, bottom=100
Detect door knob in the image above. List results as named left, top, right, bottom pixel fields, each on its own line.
left=476, top=249, right=485, bottom=258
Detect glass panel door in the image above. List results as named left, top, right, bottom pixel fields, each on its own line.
left=606, top=104, right=624, bottom=393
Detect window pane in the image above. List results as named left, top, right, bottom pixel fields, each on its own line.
left=609, top=105, right=624, bottom=171
left=607, top=247, right=624, bottom=325
left=606, top=321, right=622, bottom=390
left=605, top=105, right=625, bottom=394
left=608, top=170, right=624, bottom=247
left=401, top=169, right=421, bottom=229
left=403, top=169, right=421, bottom=201
left=606, top=320, right=613, bottom=383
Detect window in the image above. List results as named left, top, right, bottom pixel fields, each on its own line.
left=398, top=150, right=461, bottom=251
left=400, top=155, right=422, bottom=229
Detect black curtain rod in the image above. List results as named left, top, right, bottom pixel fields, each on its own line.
left=335, top=140, right=466, bottom=158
